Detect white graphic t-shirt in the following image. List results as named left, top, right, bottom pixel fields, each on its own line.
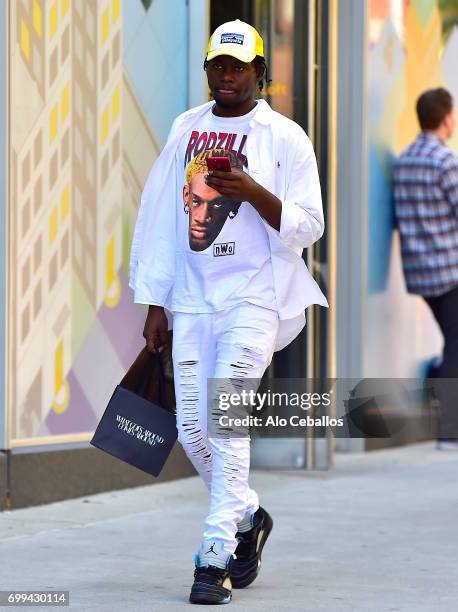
left=171, top=102, right=277, bottom=313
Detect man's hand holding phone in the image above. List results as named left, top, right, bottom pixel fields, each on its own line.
left=205, top=156, right=258, bottom=202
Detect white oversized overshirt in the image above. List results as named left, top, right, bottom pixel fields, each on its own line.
left=129, top=99, right=329, bottom=352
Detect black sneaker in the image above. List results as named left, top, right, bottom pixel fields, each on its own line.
left=231, top=506, right=273, bottom=589
left=189, top=540, right=234, bottom=605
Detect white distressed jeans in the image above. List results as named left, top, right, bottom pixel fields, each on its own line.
left=172, top=302, right=279, bottom=554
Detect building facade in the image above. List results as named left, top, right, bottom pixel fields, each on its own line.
left=1, top=0, right=458, bottom=508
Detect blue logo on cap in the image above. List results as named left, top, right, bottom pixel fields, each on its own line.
left=221, top=33, right=244, bottom=46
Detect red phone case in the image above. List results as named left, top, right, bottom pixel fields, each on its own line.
left=206, top=156, right=232, bottom=172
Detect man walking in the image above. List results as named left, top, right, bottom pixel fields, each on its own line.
left=129, top=20, right=328, bottom=604
left=393, top=87, right=458, bottom=449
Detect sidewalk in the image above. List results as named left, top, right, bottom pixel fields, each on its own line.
left=0, top=442, right=457, bottom=612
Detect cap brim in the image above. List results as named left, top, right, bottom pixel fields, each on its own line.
left=206, top=47, right=256, bottom=63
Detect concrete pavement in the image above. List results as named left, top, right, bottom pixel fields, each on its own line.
left=0, top=441, right=457, bottom=612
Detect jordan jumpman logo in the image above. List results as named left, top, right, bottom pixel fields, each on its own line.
left=205, top=542, right=218, bottom=555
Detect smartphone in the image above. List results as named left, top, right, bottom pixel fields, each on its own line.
left=206, top=156, right=232, bottom=172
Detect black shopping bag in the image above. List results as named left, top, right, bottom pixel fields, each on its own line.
left=90, top=335, right=177, bottom=477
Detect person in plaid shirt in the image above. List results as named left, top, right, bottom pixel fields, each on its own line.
left=393, top=87, right=458, bottom=449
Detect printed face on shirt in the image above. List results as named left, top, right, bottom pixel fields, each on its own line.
left=183, top=173, right=241, bottom=251
left=183, top=148, right=243, bottom=252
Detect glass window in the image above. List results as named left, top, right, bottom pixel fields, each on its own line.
left=270, top=0, right=294, bottom=117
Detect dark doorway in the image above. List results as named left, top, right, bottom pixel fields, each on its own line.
left=210, top=1, right=253, bottom=32
left=208, top=0, right=330, bottom=380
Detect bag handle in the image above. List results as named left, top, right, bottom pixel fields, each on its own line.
left=136, top=355, right=158, bottom=397
left=120, top=347, right=158, bottom=396
left=120, top=332, right=175, bottom=411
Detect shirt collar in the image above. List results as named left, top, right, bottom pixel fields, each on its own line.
left=190, top=98, right=273, bottom=125
left=179, top=98, right=274, bottom=136
left=419, top=131, right=445, bottom=145
left=250, top=98, right=273, bottom=126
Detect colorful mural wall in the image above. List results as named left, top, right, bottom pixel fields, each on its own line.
left=7, top=0, right=189, bottom=446
left=365, top=0, right=458, bottom=377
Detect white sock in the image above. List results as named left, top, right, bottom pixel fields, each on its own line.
left=236, top=510, right=253, bottom=533
left=196, top=539, right=232, bottom=570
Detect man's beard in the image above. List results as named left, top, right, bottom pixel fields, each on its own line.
left=212, top=91, right=250, bottom=109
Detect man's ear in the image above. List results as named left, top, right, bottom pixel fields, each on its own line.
left=255, top=61, right=265, bottom=82
left=183, top=184, right=189, bottom=203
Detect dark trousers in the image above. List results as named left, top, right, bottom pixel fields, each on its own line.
left=424, top=285, right=458, bottom=440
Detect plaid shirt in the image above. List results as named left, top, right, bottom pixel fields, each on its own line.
left=393, top=132, right=458, bottom=297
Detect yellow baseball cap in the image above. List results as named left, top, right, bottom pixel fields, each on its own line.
left=206, top=19, right=264, bottom=63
